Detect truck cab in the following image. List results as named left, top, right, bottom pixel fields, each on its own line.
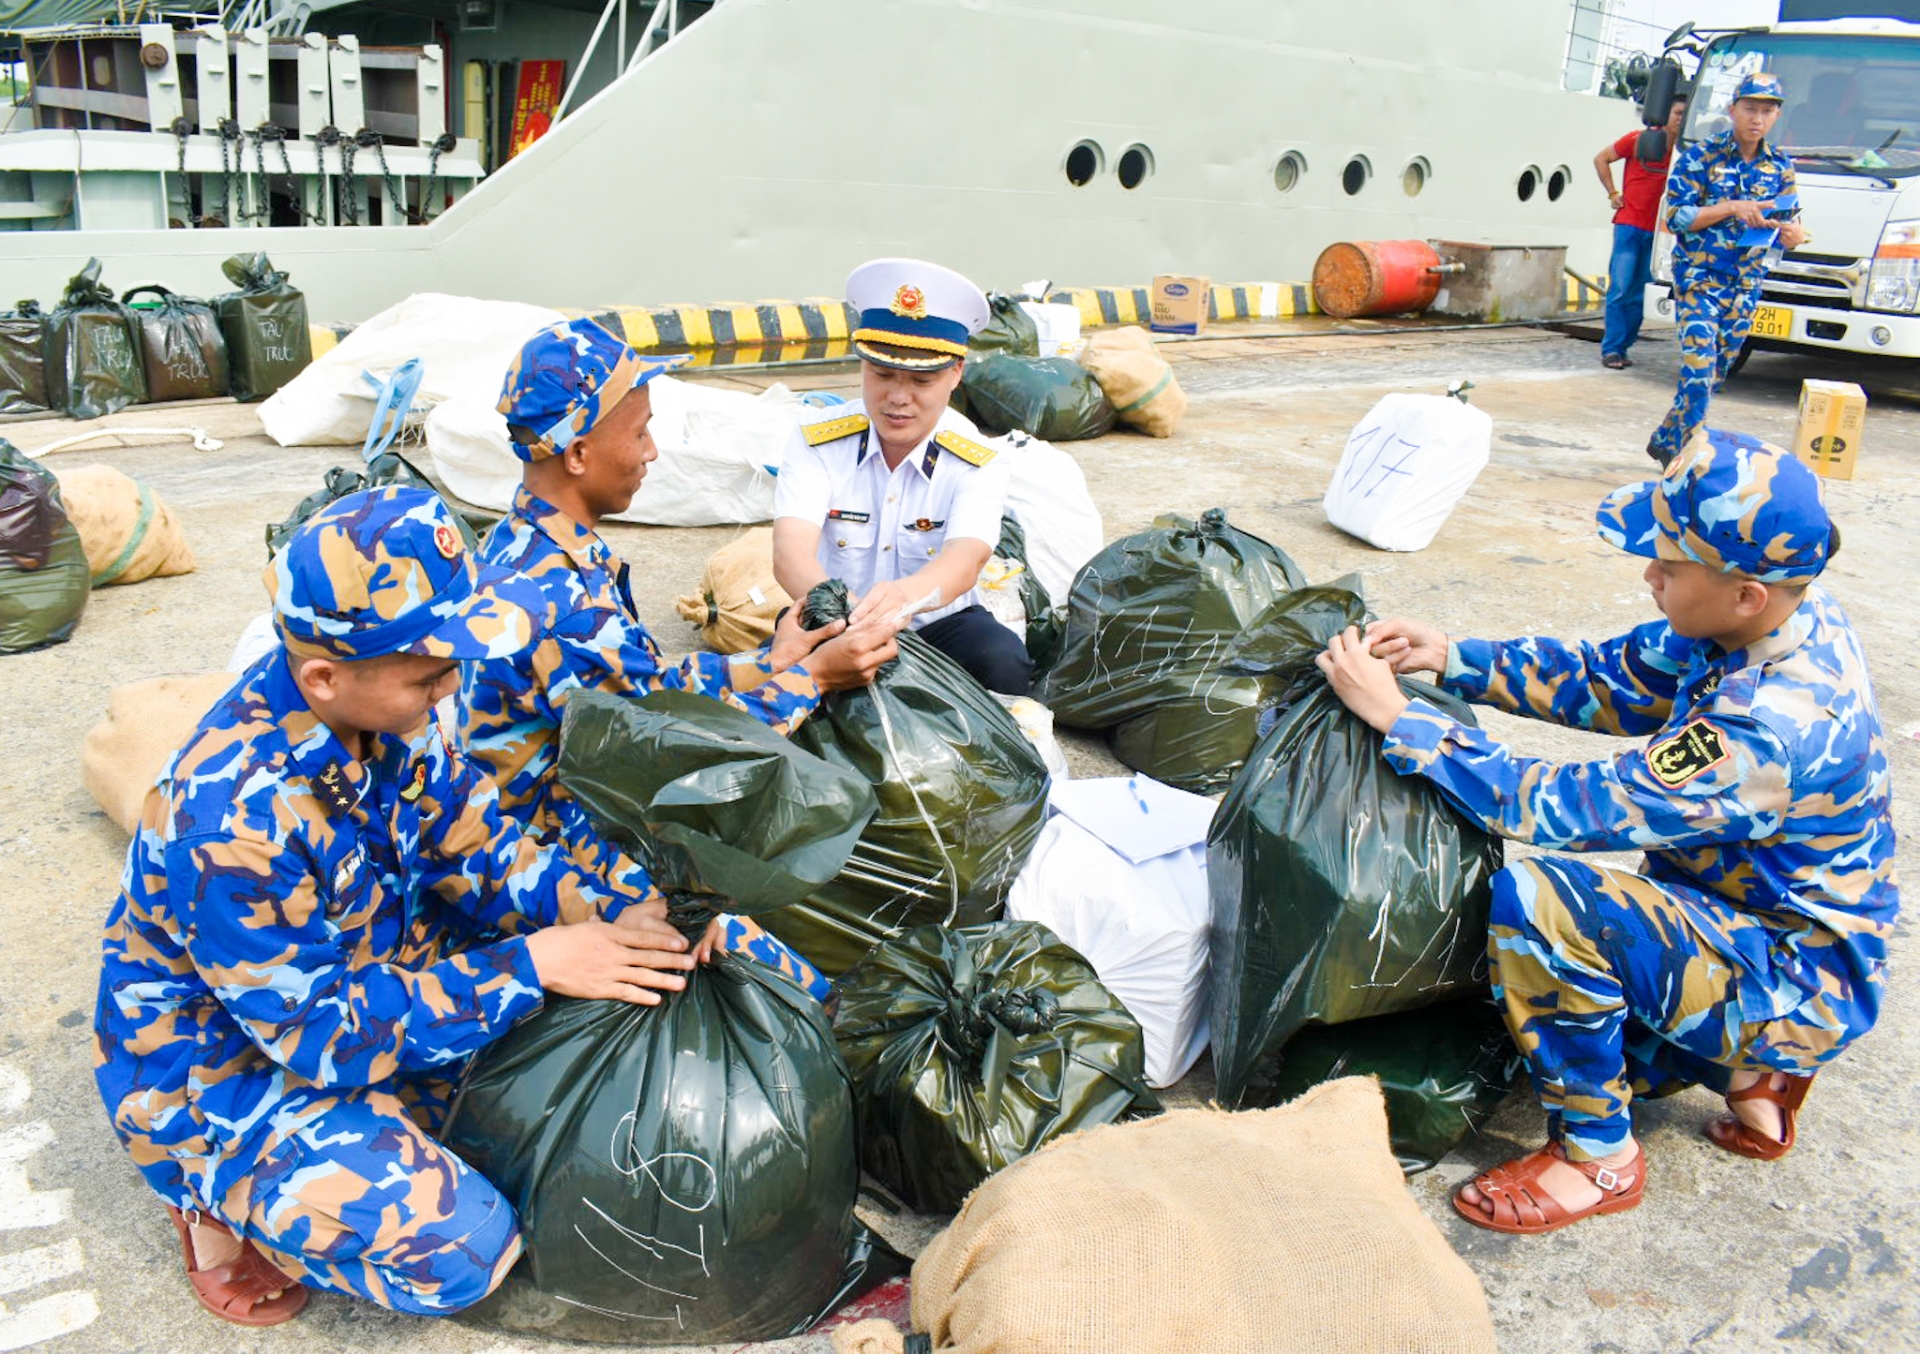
left=1652, top=19, right=1920, bottom=361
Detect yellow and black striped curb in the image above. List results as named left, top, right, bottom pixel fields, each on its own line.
left=308, top=278, right=1604, bottom=357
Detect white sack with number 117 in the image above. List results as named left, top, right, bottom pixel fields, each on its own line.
left=1323, top=390, right=1493, bottom=551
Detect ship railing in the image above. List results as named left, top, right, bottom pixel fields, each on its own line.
left=554, top=0, right=692, bottom=123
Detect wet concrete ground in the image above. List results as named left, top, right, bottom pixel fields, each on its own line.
left=1, top=321, right=1915, bottom=1353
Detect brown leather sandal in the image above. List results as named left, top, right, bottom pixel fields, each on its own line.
left=1452, top=1140, right=1645, bottom=1234
left=166, top=1205, right=308, bottom=1326
left=1705, top=1071, right=1814, bottom=1161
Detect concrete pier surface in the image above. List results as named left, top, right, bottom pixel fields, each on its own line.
left=2, top=323, right=1913, bottom=1353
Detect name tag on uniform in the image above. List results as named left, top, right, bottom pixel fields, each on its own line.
left=826, top=509, right=871, bottom=524
left=904, top=518, right=947, bottom=532
left=333, top=847, right=365, bottom=898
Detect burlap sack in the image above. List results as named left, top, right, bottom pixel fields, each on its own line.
left=834, top=1077, right=1495, bottom=1354
left=675, top=526, right=792, bottom=653
left=1080, top=326, right=1187, bottom=438
left=81, top=672, right=235, bottom=833
left=54, top=464, right=195, bottom=587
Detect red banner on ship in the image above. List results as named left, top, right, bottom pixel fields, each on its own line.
left=508, top=60, right=566, bottom=159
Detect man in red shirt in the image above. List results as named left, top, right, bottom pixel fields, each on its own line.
left=1594, top=93, right=1688, bottom=368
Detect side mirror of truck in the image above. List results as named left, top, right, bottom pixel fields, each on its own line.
left=1636, top=127, right=1670, bottom=163
left=1642, top=59, right=1683, bottom=127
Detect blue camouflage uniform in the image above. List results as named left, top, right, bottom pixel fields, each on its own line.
left=1650, top=73, right=1798, bottom=463
left=94, top=487, right=655, bottom=1315
left=458, top=319, right=830, bottom=1000
left=1380, top=431, right=1896, bottom=1162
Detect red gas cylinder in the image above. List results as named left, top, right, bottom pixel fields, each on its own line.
left=1311, top=240, right=1443, bottom=318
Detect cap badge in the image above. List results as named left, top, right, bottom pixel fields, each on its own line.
left=433, top=524, right=460, bottom=560
left=892, top=284, right=929, bottom=320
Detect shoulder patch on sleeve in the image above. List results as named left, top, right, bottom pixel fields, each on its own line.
left=933, top=429, right=996, bottom=467
left=1647, top=720, right=1730, bottom=788
left=803, top=412, right=870, bottom=446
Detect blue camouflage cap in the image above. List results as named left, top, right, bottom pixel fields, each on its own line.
left=1595, top=428, right=1835, bottom=584
left=496, top=318, right=686, bottom=462
left=266, top=486, right=534, bottom=660
left=1732, top=72, right=1786, bottom=103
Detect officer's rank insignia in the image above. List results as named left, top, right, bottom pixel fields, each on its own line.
left=826, top=508, right=871, bottom=524
left=312, top=761, right=357, bottom=815
left=906, top=517, right=946, bottom=532
left=892, top=284, right=929, bottom=319
left=1647, top=720, right=1730, bottom=788
left=932, top=430, right=996, bottom=466
left=803, top=413, right=870, bottom=446
left=433, top=524, right=460, bottom=559
left=1697, top=668, right=1723, bottom=698
left=400, top=761, right=428, bottom=804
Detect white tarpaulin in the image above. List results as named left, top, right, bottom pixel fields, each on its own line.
left=990, top=430, right=1103, bottom=601
left=1007, top=775, right=1214, bottom=1087
left=1322, top=388, right=1493, bottom=552
left=260, top=293, right=564, bottom=447
left=428, top=375, right=801, bottom=527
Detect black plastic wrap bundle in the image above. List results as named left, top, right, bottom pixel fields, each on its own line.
left=444, top=690, right=906, bottom=1344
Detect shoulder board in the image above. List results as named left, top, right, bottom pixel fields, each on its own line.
left=934, top=430, right=996, bottom=467
left=803, top=412, right=870, bottom=446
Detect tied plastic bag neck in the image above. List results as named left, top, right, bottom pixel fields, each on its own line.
left=221, top=251, right=289, bottom=293
left=833, top=921, right=1158, bottom=1213
left=57, top=259, right=115, bottom=310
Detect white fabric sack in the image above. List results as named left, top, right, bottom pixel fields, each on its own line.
left=1322, top=390, right=1493, bottom=552
left=428, top=376, right=797, bottom=527
left=988, top=431, right=1102, bottom=603
left=1006, top=775, right=1213, bottom=1087
left=228, top=612, right=278, bottom=673
left=260, top=293, right=564, bottom=447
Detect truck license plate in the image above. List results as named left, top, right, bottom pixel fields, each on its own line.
left=1748, top=305, right=1792, bottom=340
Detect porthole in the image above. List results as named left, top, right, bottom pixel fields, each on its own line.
left=1273, top=150, right=1306, bottom=192
left=1117, top=144, right=1154, bottom=190
left=1547, top=165, right=1571, bottom=201
left=1064, top=140, right=1103, bottom=187
left=1517, top=165, right=1541, bottom=202
left=1402, top=157, right=1430, bottom=197
left=1341, top=155, right=1371, bottom=196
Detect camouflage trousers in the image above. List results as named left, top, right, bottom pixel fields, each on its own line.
left=205, top=917, right=825, bottom=1314
left=1488, top=857, right=1853, bottom=1163
left=1648, top=269, right=1763, bottom=463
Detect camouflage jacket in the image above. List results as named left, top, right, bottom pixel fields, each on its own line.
left=459, top=486, right=819, bottom=837
left=1665, top=130, right=1797, bottom=286
left=1383, top=585, right=1898, bottom=1027
left=94, top=649, right=646, bottom=1208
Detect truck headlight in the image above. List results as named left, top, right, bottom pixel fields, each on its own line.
left=1866, top=219, right=1920, bottom=313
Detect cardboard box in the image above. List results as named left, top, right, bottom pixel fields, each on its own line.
left=1792, top=379, right=1867, bottom=480
left=1150, top=275, right=1210, bottom=334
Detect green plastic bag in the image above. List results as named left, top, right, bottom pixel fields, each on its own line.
left=445, top=690, right=906, bottom=1345
left=265, top=452, right=483, bottom=556
left=0, top=440, right=89, bottom=653
left=0, top=302, right=47, bottom=416
left=767, top=580, right=1051, bottom=976
left=44, top=259, right=148, bottom=420
left=122, top=285, right=229, bottom=403
left=214, top=252, right=312, bottom=402
left=1109, top=579, right=1364, bottom=795
left=958, top=354, right=1116, bottom=442
left=992, top=513, right=1063, bottom=674
left=1038, top=509, right=1306, bottom=750
left=1265, top=1000, right=1520, bottom=1173
left=833, top=920, right=1159, bottom=1213
left=968, top=292, right=1041, bottom=358
left=1207, top=624, right=1504, bottom=1108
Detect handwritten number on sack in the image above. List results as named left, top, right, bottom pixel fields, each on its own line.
left=1341, top=423, right=1423, bottom=500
